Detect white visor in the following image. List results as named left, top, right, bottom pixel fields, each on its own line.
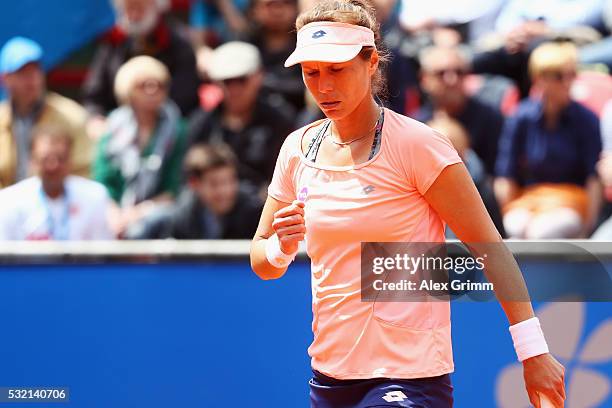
left=284, top=21, right=376, bottom=67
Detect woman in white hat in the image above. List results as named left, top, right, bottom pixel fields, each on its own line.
left=249, top=1, right=565, bottom=406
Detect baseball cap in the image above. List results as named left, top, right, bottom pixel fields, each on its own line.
left=284, top=21, right=375, bottom=67
left=207, top=42, right=261, bottom=81
left=0, top=36, right=43, bottom=74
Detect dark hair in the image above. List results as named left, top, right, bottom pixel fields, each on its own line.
left=248, top=0, right=297, bottom=9
left=183, top=143, right=237, bottom=180
left=295, top=0, right=390, bottom=99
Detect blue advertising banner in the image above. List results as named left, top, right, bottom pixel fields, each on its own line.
left=0, top=260, right=610, bottom=407
left=0, top=0, right=115, bottom=70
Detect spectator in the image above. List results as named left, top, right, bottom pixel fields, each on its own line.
left=0, top=126, right=112, bottom=240
left=494, top=42, right=602, bottom=239
left=600, top=99, right=612, bottom=151
left=428, top=115, right=506, bottom=238
left=494, top=0, right=606, bottom=35
left=83, top=0, right=200, bottom=137
left=93, top=56, right=187, bottom=238
left=415, top=45, right=504, bottom=175
left=190, top=0, right=249, bottom=47
left=355, top=0, right=419, bottom=115
left=398, top=0, right=504, bottom=43
left=247, top=0, right=305, bottom=111
left=473, top=0, right=606, bottom=97
left=0, top=37, right=92, bottom=188
left=580, top=0, right=612, bottom=72
left=145, top=143, right=263, bottom=239
left=592, top=100, right=612, bottom=239
left=188, top=41, right=295, bottom=195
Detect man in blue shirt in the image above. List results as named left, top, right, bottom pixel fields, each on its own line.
left=494, top=41, right=602, bottom=239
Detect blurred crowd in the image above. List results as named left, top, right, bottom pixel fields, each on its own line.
left=0, top=0, right=611, bottom=241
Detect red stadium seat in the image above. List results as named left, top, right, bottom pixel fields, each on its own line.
left=571, top=71, right=612, bottom=117
left=463, top=74, right=520, bottom=116
left=198, top=83, right=224, bottom=112
left=571, top=72, right=612, bottom=201
left=170, top=0, right=190, bottom=11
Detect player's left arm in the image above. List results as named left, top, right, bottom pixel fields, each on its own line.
left=423, top=162, right=566, bottom=408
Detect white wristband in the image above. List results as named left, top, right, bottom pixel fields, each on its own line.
left=509, top=317, right=549, bottom=362
left=265, top=233, right=297, bottom=268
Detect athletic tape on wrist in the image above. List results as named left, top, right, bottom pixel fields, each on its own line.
left=265, top=233, right=297, bottom=268
left=509, top=317, right=549, bottom=362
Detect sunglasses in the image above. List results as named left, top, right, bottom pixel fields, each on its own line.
left=542, top=70, right=577, bottom=82
left=258, top=0, right=295, bottom=7
left=187, top=168, right=207, bottom=180
left=221, top=75, right=250, bottom=86
left=429, top=68, right=467, bottom=79
left=135, top=79, right=166, bottom=94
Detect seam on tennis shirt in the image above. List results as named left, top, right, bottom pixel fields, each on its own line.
left=372, top=316, right=451, bottom=332
left=419, top=159, right=463, bottom=195
left=314, top=366, right=455, bottom=380
left=267, top=192, right=293, bottom=204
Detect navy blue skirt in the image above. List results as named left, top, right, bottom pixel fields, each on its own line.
left=309, top=370, right=453, bottom=408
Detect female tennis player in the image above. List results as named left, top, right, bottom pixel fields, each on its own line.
left=249, top=1, right=565, bottom=406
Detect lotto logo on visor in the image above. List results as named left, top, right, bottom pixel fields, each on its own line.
left=284, top=21, right=376, bottom=67
left=312, top=30, right=327, bottom=39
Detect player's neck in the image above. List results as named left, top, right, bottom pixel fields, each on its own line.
left=331, top=97, right=380, bottom=143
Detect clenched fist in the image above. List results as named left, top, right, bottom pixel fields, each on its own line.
left=271, top=200, right=306, bottom=255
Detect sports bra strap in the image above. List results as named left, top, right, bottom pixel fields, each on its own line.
left=305, top=107, right=384, bottom=163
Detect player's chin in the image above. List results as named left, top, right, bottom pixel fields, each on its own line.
left=319, top=101, right=344, bottom=117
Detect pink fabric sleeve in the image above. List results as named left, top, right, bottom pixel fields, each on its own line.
left=267, top=133, right=298, bottom=203
left=407, top=128, right=463, bottom=195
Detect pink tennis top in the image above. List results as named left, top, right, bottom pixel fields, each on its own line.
left=268, top=108, right=462, bottom=380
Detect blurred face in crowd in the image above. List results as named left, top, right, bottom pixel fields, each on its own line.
left=221, top=71, right=263, bottom=115
left=428, top=117, right=470, bottom=161
left=118, top=0, right=160, bottom=36
left=535, top=66, right=576, bottom=108
left=252, top=0, right=298, bottom=33
left=372, top=0, right=396, bottom=24
left=30, top=133, right=71, bottom=196
left=192, top=165, right=239, bottom=216
left=421, top=49, right=468, bottom=107
left=128, top=76, right=168, bottom=114
left=3, top=62, right=45, bottom=113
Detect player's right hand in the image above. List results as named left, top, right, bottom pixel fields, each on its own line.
left=523, top=353, right=565, bottom=407
left=271, top=200, right=306, bottom=255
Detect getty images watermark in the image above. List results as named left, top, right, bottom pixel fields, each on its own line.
left=360, top=242, right=612, bottom=302
left=371, top=251, right=491, bottom=292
